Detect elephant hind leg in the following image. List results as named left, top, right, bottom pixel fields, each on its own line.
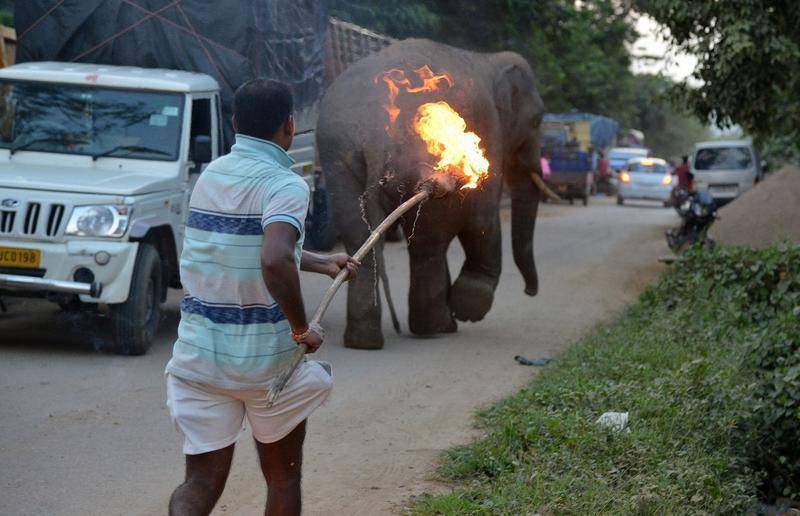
left=326, top=155, right=385, bottom=350
left=449, top=213, right=501, bottom=322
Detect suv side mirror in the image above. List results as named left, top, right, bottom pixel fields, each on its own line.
left=192, top=135, right=212, bottom=166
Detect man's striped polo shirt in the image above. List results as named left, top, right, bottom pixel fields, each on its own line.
left=166, top=134, right=309, bottom=389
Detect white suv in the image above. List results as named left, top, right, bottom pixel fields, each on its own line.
left=0, top=62, right=225, bottom=354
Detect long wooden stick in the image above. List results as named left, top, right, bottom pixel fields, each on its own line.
left=266, top=187, right=432, bottom=406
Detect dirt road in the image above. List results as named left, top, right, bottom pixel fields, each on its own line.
left=0, top=198, right=675, bottom=515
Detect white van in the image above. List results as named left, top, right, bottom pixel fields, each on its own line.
left=691, top=139, right=763, bottom=203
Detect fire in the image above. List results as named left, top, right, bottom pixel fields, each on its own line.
left=375, top=65, right=490, bottom=190
left=413, top=102, right=489, bottom=189
left=375, top=65, right=453, bottom=129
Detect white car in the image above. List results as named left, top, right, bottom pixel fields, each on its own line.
left=616, top=157, right=674, bottom=206
left=607, top=147, right=649, bottom=174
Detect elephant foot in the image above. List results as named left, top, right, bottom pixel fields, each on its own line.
left=449, top=273, right=495, bottom=322
left=343, top=323, right=384, bottom=350
left=408, top=308, right=456, bottom=336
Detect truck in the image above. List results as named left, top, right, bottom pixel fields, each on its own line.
left=540, top=112, right=618, bottom=204
left=0, top=1, right=331, bottom=354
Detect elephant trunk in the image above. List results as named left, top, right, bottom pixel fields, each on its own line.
left=509, top=166, right=541, bottom=296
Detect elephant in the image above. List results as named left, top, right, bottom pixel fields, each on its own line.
left=316, top=38, right=546, bottom=349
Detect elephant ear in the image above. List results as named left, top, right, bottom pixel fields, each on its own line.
left=494, top=64, right=528, bottom=144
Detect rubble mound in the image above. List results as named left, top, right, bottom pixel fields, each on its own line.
left=710, top=165, right=800, bottom=248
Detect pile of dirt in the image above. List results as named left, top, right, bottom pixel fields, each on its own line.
left=710, top=165, right=800, bottom=248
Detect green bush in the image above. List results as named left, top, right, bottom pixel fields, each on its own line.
left=747, top=311, right=800, bottom=499
left=411, top=244, right=800, bottom=514
left=657, top=244, right=800, bottom=499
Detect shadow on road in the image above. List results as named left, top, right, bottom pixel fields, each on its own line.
left=0, top=298, right=180, bottom=355
left=616, top=201, right=671, bottom=210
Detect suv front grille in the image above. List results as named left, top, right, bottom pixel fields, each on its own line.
left=0, top=202, right=67, bottom=238
left=0, top=210, right=15, bottom=233
left=23, top=202, right=41, bottom=234
left=46, top=204, right=65, bottom=237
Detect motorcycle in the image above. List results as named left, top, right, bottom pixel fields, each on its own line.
left=665, top=186, right=718, bottom=252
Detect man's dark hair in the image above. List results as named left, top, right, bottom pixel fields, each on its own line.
left=233, top=79, right=293, bottom=140
left=682, top=155, right=689, bottom=163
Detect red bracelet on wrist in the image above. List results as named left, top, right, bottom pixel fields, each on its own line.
left=291, top=327, right=311, bottom=343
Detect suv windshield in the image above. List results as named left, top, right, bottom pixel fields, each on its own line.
left=694, top=147, right=753, bottom=171
left=0, top=80, right=183, bottom=160
left=629, top=161, right=667, bottom=174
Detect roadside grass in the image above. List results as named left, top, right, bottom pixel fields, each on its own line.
left=411, top=244, right=800, bottom=515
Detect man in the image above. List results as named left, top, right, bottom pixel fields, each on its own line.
left=673, top=155, right=693, bottom=190
left=596, top=150, right=609, bottom=193
left=540, top=151, right=551, bottom=179
left=165, top=79, right=359, bottom=516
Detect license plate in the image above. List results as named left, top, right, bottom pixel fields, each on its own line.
left=557, top=185, right=568, bottom=192
left=710, top=184, right=737, bottom=194
left=0, top=246, right=41, bottom=268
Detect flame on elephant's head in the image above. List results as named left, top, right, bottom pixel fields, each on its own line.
left=374, top=65, right=453, bottom=129
left=375, top=65, right=489, bottom=190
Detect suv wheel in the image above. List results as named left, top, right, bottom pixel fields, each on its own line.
left=111, top=244, right=162, bottom=355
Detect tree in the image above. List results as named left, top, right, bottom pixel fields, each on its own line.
left=0, top=0, right=12, bottom=26
left=630, top=74, right=708, bottom=160
left=326, top=0, right=639, bottom=125
left=635, top=0, right=800, bottom=161
left=326, top=0, right=712, bottom=155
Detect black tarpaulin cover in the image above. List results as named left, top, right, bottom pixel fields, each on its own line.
left=15, top=0, right=328, bottom=148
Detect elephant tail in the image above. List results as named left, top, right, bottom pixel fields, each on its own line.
left=378, top=251, right=401, bottom=334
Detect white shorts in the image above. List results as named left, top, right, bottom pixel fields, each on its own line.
left=166, top=360, right=332, bottom=455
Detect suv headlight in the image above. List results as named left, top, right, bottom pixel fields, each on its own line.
left=65, top=205, right=131, bottom=237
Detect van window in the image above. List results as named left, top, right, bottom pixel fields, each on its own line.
left=694, top=147, right=753, bottom=171
left=189, top=98, right=211, bottom=173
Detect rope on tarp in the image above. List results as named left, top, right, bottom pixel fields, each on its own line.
left=70, top=1, right=180, bottom=62
left=17, top=0, right=65, bottom=41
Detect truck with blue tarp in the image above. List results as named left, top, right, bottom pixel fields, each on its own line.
left=540, top=112, right=618, bottom=205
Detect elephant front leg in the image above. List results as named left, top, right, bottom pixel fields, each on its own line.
left=449, top=213, right=502, bottom=322
left=407, top=239, right=457, bottom=335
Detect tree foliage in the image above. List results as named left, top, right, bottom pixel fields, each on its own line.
left=630, top=74, right=708, bottom=160
left=327, top=0, right=710, bottom=158
left=326, top=0, right=638, bottom=126
left=0, top=0, right=12, bottom=26
left=635, top=0, right=800, bottom=161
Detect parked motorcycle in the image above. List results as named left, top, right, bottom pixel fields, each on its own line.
left=665, top=187, right=718, bottom=252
